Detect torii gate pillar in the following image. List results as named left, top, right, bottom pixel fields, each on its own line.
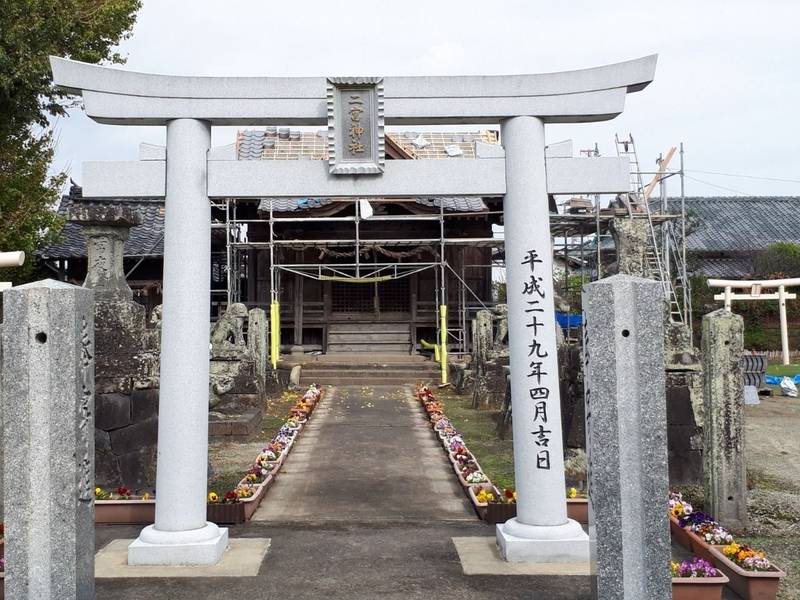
left=496, top=116, right=589, bottom=561
left=128, top=118, right=229, bottom=564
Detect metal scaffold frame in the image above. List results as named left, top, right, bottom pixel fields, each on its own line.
left=216, top=137, right=690, bottom=360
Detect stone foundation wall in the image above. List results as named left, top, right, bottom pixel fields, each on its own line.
left=95, top=389, right=159, bottom=488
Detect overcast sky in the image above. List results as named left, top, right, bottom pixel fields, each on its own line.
left=51, top=0, right=800, bottom=198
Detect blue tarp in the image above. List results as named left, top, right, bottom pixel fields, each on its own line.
left=765, top=374, right=800, bottom=385
left=556, top=312, right=583, bottom=328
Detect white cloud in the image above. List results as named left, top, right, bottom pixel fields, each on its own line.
left=50, top=0, right=800, bottom=196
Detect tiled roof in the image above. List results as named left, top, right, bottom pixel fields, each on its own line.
left=676, top=197, right=800, bottom=253
left=692, top=256, right=755, bottom=278
left=257, top=196, right=487, bottom=213
left=41, top=186, right=165, bottom=259
left=236, top=129, right=499, bottom=161
left=242, top=129, right=495, bottom=214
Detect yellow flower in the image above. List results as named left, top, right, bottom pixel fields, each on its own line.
left=141, top=492, right=152, bottom=500
left=95, top=487, right=103, bottom=496
left=207, top=491, right=219, bottom=503
left=567, top=487, right=578, bottom=499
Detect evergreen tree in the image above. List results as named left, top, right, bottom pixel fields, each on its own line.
left=0, top=0, right=141, bottom=281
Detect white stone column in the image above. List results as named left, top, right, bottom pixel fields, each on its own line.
left=128, top=118, right=228, bottom=565
left=496, top=116, right=589, bottom=562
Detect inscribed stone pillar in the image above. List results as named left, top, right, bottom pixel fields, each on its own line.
left=495, top=115, right=589, bottom=562
left=611, top=218, right=649, bottom=278
left=69, top=205, right=140, bottom=301
left=248, top=308, right=268, bottom=383
left=128, top=118, right=228, bottom=565
left=583, top=275, right=671, bottom=600
left=701, top=309, right=747, bottom=528
left=2, top=280, right=95, bottom=599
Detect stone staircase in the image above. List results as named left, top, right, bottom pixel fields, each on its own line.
left=298, top=355, right=442, bottom=387
left=327, top=322, right=412, bottom=354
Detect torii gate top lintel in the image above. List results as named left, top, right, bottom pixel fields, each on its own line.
left=49, top=54, right=657, bottom=126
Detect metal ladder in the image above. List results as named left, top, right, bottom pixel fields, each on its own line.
left=615, top=134, right=685, bottom=324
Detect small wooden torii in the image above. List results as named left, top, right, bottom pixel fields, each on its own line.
left=708, top=277, right=800, bottom=365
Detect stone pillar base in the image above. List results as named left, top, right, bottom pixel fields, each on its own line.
left=496, top=518, right=590, bottom=563
left=128, top=522, right=229, bottom=566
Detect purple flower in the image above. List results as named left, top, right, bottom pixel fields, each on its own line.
left=676, top=557, right=718, bottom=578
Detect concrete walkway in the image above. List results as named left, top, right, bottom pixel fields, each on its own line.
left=93, top=384, right=596, bottom=599
left=253, top=384, right=474, bottom=522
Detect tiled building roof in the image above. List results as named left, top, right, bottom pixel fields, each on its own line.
left=236, top=129, right=499, bottom=161
left=679, top=197, right=800, bottom=253
left=257, top=196, right=487, bottom=213
left=41, top=185, right=165, bottom=259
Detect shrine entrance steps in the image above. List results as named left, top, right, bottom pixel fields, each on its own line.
left=326, top=322, right=412, bottom=354
left=293, top=354, right=441, bottom=387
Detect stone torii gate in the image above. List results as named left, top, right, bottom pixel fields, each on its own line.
left=709, top=277, right=799, bottom=365
left=50, top=54, right=657, bottom=566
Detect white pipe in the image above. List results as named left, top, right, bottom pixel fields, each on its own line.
left=779, top=285, right=790, bottom=366
left=708, top=277, right=800, bottom=289
left=0, top=251, right=25, bottom=267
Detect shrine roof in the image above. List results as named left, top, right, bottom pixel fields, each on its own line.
left=257, top=196, right=488, bottom=214
left=40, top=185, right=165, bottom=259
left=236, top=129, right=499, bottom=161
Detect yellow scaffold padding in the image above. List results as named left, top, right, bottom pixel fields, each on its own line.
left=419, top=338, right=441, bottom=362
left=319, top=275, right=393, bottom=283
left=270, top=302, right=280, bottom=369
left=439, top=305, right=448, bottom=385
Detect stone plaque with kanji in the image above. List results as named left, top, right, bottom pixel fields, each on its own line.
left=327, top=77, right=385, bottom=175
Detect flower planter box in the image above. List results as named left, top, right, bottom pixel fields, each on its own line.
left=206, top=502, right=246, bottom=525
left=96, top=498, right=156, bottom=525
left=567, top=498, right=589, bottom=524
left=467, top=484, right=501, bottom=520
left=454, top=459, right=487, bottom=487
left=485, top=502, right=516, bottom=524
left=668, top=517, right=725, bottom=564
left=670, top=515, right=694, bottom=551
left=707, top=546, right=786, bottom=600
left=448, top=451, right=473, bottom=468
left=671, top=574, right=729, bottom=600
left=236, top=475, right=273, bottom=519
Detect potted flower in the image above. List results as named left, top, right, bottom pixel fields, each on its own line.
left=207, top=489, right=245, bottom=524
left=566, top=487, right=589, bottom=524
left=675, top=512, right=734, bottom=562
left=707, top=542, right=786, bottom=600
left=468, top=484, right=501, bottom=519
left=671, top=557, right=729, bottom=600
left=464, top=470, right=488, bottom=484
left=486, top=488, right=517, bottom=524
left=668, top=491, right=696, bottom=548
left=94, top=486, right=156, bottom=524
left=449, top=450, right=474, bottom=468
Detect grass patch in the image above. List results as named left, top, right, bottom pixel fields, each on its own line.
left=261, top=389, right=303, bottom=433
left=748, top=468, right=800, bottom=494
left=208, top=390, right=302, bottom=493
left=207, top=471, right=245, bottom=496
left=766, top=363, right=800, bottom=378
left=438, top=388, right=516, bottom=490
